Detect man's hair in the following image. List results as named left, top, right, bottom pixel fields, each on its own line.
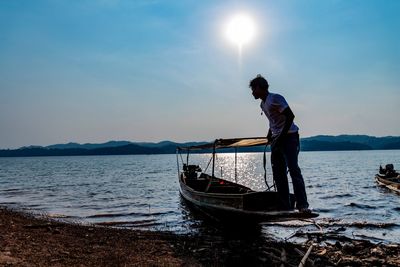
left=249, top=74, right=269, bottom=91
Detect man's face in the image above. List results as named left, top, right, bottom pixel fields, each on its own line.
left=251, top=86, right=262, bottom=99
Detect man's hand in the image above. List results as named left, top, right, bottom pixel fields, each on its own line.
left=266, top=129, right=272, bottom=145
left=270, top=134, right=283, bottom=151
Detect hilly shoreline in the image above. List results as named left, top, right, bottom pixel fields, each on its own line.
left=1, top=135, right=399, bottom=157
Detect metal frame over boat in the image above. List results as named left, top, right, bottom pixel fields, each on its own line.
left=176, top=137, right=318, bottom=222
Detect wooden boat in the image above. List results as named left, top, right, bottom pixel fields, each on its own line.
left=375, top=164, right=400, bottom=193
left=176, top=137, right=318, bottom=222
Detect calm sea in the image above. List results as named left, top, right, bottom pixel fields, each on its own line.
left=1, top=150, right=399, bottom=243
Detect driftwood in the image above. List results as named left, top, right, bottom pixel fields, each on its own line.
left=294, top=247, right=315, bottom=266
left=286, top=228, right=358, bottom=243
left=298, top=243, right=314, bottom=267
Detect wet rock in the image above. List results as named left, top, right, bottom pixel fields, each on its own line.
left=370, top=246, right=384, bottom=256
left=340, top=256, right=362, bottom=266
left=362, top=257, right=385, bottom=265
left=334, top=241, right=342, bottom=249
left=316, top=248, right=327, bottom=256
left=342, top=244, right=355, bottom=253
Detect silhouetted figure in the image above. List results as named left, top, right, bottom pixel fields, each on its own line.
left=379, top=164, right=398, bottom=178
left=249, top=74, right=310, bottom=212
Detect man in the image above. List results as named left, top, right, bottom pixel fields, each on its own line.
left=249, top=74, right=310, bottom=212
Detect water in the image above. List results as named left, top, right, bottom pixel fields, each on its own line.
left=0, top=150, right=399, bottom=243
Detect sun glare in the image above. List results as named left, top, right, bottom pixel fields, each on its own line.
left=226, top=14, right=256, bottom=47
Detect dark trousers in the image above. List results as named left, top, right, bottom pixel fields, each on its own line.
left=271, top=132, right=309, bottom=210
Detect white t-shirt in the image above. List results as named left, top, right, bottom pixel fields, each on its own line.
left=260, top=92, right=299, bottom=137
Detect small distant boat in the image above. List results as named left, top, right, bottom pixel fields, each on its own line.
left=375, top=164, right=400, bottom=193
left=176, top=137, right=318, bottom=223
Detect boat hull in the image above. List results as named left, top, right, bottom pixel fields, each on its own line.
left=179, top=174, right=318, bottom=222
left=375, top=174, right=400, bottom=193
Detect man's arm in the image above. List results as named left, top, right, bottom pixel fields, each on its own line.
left=272, top=107, right=295, bottom=146
left=281, top=106, right=295, bottom=135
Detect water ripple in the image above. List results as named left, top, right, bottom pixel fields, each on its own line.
left=319, top=193, right=352, bottom=199
left=344, top=202, right=376, bottom=209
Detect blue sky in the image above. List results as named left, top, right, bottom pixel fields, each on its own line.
left=0, top=0, right=399, bottom=148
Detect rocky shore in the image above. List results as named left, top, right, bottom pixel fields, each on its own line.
left=1, top=207, right=399, bottom=266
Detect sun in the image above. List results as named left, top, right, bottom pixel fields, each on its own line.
left=225, top=14, right=256, bottom=47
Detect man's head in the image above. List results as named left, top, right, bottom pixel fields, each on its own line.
left=249, top=74, right=269, bottom=100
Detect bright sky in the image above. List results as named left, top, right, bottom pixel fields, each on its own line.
left=1, top=0, right=399, bottom=149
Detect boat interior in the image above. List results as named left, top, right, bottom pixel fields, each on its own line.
left=182, top=171, right=251, bottom=194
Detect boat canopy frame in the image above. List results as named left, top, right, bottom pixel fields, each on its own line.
left=176, top=137, right=276, bottom=191
left=177, top=137, right=269, bottom=151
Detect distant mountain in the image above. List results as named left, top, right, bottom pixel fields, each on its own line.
left=33, top=140, right=207, bottom=150
left=300, top=140, right=372, bottom=151
left=46, top=141, right=132, bottom=150
left=0, top=141, right=208, bottom=157
left=0, top=135, right=399, bottom=157
left=382, top=141, right=400, bottom=150
left=301, top=135, right=400, bottom=150
left=134, top=140, right=176, bottom=147
left=0, top=144, right=164, bottom=157
left=134, top=141, right=206, bottom=148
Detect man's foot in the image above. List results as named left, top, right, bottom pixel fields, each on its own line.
left=298, top=207, right=312, bottom=214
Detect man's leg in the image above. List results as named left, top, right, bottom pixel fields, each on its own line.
left=283, top=133, right=309, bottom=209
left=271, top=146, right=290, bottom=210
